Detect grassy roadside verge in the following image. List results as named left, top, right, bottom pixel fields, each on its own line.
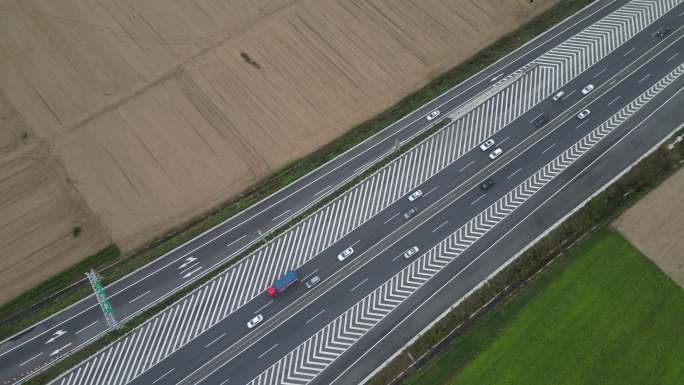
left=366, top=127, right=684, bottom=385
left=408, top=229, right=684, bottom=385
left=0, top=245, right=120, bottom=339
left=0, top=0, right=593, bottom=342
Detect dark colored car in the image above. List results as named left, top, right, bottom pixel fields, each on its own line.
left=534, top=114, right=550, bottom=128
left=479, top=179, right=495, bottom=191
left=655, top=27, right=671, bottom=38
left=403, top=208, right=417, bottom=220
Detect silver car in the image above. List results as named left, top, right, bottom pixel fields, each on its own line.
left=488, top=148, right=503, bottom=160
left=337, top=247, right=354, bottom=261
left=581, top=84, right=594, bottom=95
left=247, top=314, right=264, bottom=329
left=403, top=208, right=417, bottom=220
left=305, top=275, right=321, bottom=289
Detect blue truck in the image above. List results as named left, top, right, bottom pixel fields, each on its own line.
left=267, top=271, right=299, bottom=297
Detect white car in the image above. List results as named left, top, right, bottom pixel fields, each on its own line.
left=551, top=90, right=565, bottom=101
left=488, top=148, right=503, bottom=160
left=247, top=314, right=264, bottom=329
left=337, top=247, right=354, bottom=261
left=479, top=138, right=495, bottom=151
left=403, top=246, right=420, bottom=259
left=426, top=110, right=440, bottom=121
left=576, top=109, right=591, bottom=120
left=408, top=189, right=423, bottom=202
left=581, top=84, right=594, bottom=95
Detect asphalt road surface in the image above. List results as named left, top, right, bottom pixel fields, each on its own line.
left=45, top=1, right=684, bottom=385
left=0, top=0, right=626, bottom=383
left=127, top=23, right=684, bottom=385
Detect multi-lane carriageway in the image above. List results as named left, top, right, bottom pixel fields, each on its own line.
left=0, top=0, right=646, bottom=383
left=1, top=1, right=654, bottom=383
left=43, top=1, right=684, bottom=385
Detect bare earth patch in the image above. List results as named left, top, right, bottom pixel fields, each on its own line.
left=613, top=166, right=684, bottom=287
left=0, top=89, right=109, bottom=304
left=0, top=0, right=556, bottom=301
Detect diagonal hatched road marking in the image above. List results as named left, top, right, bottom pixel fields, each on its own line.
left=246, top=63, right=684, bottom=385
left=51, top=1, right=682, bottom=384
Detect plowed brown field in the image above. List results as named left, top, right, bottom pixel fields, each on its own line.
left=614, top=166, right=684, bottom=288
left=0, top=0, right=556, bottom=303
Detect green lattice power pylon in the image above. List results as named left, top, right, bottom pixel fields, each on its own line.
left=86, top=269, right=120, bottom=329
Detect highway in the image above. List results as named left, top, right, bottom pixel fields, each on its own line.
left=0, top=0, right=628, bottom=383
left=44, top=1, right=684, bottom=384
left=229, top=38, right=684, bottom=385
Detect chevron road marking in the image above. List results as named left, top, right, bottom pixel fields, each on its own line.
left=246, top=64, right=684, bottom=385
left=51, top=2, right=682, bottom=384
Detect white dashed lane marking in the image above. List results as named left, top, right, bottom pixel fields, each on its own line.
left=350, top=278, right=369, bottom=292
left=432, top=220, right=449, bottom=233
left=305, top=310, right=326, bottom=325
left=506, top=168, right=522, bottom=180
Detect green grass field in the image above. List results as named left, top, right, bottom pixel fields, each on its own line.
left=407, top=229, right=684, bottom=385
